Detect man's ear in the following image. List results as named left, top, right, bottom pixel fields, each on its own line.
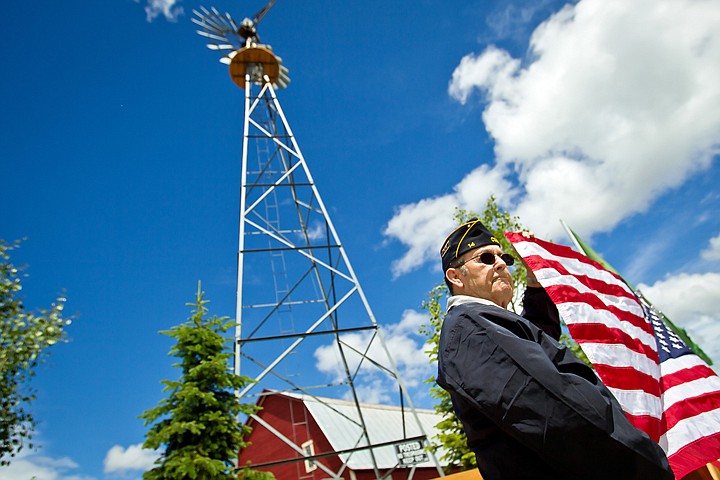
left=446, top=267, right=463, bottom=290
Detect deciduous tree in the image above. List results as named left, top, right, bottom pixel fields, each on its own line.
left=0, top=240, right=69, bottom=465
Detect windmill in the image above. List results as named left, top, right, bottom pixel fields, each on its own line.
left=193, top=2, right=444, bottom=478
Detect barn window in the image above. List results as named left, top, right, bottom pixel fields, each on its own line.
left=301, top=439, right=317, bottom=472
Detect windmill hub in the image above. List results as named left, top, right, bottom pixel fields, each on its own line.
left=229, top=45, right=282, bottom=89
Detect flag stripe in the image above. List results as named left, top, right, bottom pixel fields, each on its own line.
left=568, top=323, right=658, bottom=360
left=665, top=430, right=720, bottom=476
left=544, top=284, right=650, bottom=335
left=607, top=385, right=663, bottom=417
left=661, top=354, right=716, bottom=379
left=662, top=363, right=719, bottom=391
left=623, top=413, right=663, bottom=442
left=594, top=364, right=661, bottom=395
left=663, top=390, right=720, bottom=433
left=575, top=343, right=659, bottom=378
left=663, top=376, right=720, bottom=413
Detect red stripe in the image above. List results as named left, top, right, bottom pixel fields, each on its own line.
left=593, top=364, right=661, bottom=396
left=668, top=430, right=720, bottom=479
left=662, top=390, right=720, bottom=434
left=568, top=323, right=659, bottom=361
left=622, top=413, right=662, bottom=443
left=661, top=363, right=718, bottom=391
left=546, top=283, right=653, bottom=335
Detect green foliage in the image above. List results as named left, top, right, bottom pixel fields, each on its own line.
left=421, top=197, right=591, bottom=472
left=237, top=466, right=276, bottom=479
left=140, top=284, right=271, bottom=480
left=0, top=240, right=70, bottom=465
left=560, top=333, right=592, bottom=365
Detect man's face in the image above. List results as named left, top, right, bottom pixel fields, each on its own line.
left=449, top=245, right=514, bottom=308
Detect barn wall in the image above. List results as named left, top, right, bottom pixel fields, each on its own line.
left=239, top=394, right=343, bottom=479
left=239, top=393, right=442, bottom=479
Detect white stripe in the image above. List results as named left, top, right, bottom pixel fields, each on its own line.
left=580, top=343, right=659, bottom=377
left=662, top=376, right=720, bottom=411
left=606, top=386, right=662, bottom=418
left=556, top=302, right=657, bottom=350
left=659, top=407, right=720, bottom=457
left=660, top=354, right=713, bottom=376
left=513, top=240, right=634, bottom=297
left=536, top=268, right=645, bottom=318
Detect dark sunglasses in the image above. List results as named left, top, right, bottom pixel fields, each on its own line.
left=456, top=251, right=515, bottom=267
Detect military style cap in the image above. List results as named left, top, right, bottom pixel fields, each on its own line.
left=440, top=218, right=501, bottom=271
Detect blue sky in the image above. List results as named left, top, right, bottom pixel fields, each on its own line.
left=2, top=0, right=720, bottom=478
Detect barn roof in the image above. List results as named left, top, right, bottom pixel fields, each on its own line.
left=269, top=391, right=447, bottom=470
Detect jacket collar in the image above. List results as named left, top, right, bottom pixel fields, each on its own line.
left=446, top=294, right=502, bottom=312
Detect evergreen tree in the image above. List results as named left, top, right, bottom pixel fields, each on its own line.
left=0, top=240, right=69, bottom=465
left=420, top=198, right=589, bottom=472
left=141, top=284, right=273, bottom=480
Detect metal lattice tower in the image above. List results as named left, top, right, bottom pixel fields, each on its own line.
left=193, top=3, right=443, bottom=478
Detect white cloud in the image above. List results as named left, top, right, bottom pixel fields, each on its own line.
left=314, top=309, right=433, bottom=402
left=0, top=450, right=92, bottom=480
left=385, top=0, right=720, bottom=273
left=103, top=444, right=158, bottom=474
left=701, top=234, right=720, bottom=261
left=483, top=1, right=558, bottom=42
left=385, top=164, right=516, bottom=276
left=638, top=272, right=720, bottom=371
left=136, top=0, right=184, bottom=23
left=306, top=221, right=326, bottom=241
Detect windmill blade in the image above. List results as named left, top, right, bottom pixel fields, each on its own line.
left=193, top=12, right=229, bottom=34
left=194, top=7, right=234, bottom=34
left=219, top=51, right=238, bottom=65
left=252, top=0, right=277, bottom=26
left=207, top=44, right=235, bottom=51
left=210, top=7, right=236, bottom=31
left=193, top=23, right=225, bottom=38
left=196, top=30, right=231, bottom=43
left=225, top=12, right=239, bottom=31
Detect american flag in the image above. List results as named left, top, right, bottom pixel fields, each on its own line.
left=506, top=232, right=720, bottom=479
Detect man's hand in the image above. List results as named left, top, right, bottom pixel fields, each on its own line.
left=515, top=231, right=542, bottom=288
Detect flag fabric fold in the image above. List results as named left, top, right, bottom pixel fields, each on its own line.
left=506, top=232, right=720, bottom=479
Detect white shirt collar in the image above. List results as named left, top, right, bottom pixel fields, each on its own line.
left=446, top=294, right=504, bottom=312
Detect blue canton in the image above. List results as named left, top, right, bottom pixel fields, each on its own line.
left=641, top=299, right=692, bottom=362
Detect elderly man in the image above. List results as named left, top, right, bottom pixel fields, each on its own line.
left=436, top=218, right=673, bottom=480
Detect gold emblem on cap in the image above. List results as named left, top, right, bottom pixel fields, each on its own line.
left=490, top=236, right=499, bottom=243
left=467, top=241, right=475, bottom=248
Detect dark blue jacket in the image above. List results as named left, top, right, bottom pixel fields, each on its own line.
left=437, top=288, right=673, bottom=480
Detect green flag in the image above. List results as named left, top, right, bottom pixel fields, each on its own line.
left=560, top=220, right=713, bottom=366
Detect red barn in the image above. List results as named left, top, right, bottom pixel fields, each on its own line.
left=239, top=391, right=446, bottom=479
